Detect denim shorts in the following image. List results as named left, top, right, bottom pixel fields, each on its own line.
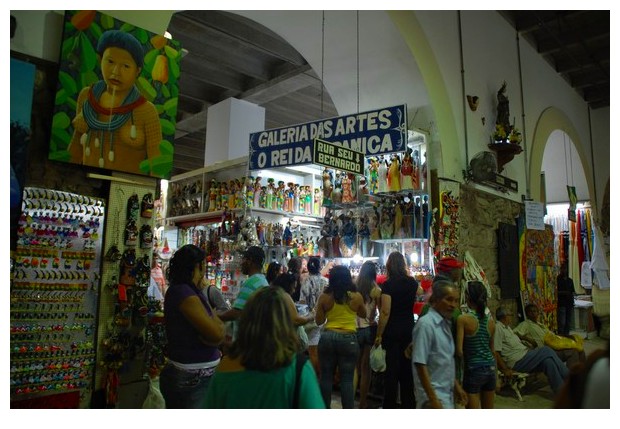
left=462, top=365, right=496, bottom=394
left=356, top=325, right=377, bottom=347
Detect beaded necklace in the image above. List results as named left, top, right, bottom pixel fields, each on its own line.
left=80, top=81, right=146, bottom=167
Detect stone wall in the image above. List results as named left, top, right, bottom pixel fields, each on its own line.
left=458, top=184, right=522, bottom=323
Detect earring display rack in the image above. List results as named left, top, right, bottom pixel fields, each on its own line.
left=10, top=187, right=105, bottom=408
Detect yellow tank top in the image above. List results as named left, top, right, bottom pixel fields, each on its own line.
left=325, top=301, right=357, bottom=333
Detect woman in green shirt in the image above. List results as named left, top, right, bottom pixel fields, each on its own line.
left=204, top=287, right=324, bottom=408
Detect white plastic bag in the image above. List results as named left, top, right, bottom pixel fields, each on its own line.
left=142, top=378, right=165, bottom=409
left=370, top=344, right=386, bottom=373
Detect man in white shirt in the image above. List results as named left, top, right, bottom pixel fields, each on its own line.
left=494, top=307, right=569, bottom=394
left=514, top=304, right=585, bottom=368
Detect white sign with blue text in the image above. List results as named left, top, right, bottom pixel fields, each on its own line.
left=248, top=104, right=407, bottom=170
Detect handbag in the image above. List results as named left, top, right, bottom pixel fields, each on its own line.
left=369, top=344, right=386, bottom=372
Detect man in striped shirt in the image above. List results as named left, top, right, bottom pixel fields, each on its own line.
left=219, top=246, right=268, bottom=340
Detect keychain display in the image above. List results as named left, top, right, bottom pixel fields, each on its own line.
left=119, top=249, right=137, bottom=286
left=11, top=187, right=104, bottom=405
left=124, top=220, right=138, bottom=247
left=126, top=194, right=139, bottom=222
left=141, top=193, right=154, bottom=218
left=139, top=224, right=153, bottom=249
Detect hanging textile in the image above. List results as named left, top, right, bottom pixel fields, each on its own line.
left=590, top=226, right=610, bottom=290
left=570, top=221, right=584, bottom=294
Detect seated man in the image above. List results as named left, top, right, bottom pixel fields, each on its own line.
left=494, top=307, right=569, bottom=394
left=514, top=304, right=585, bottom=369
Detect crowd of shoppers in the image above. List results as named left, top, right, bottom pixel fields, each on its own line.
left=156, top=245, right=585, bottom=409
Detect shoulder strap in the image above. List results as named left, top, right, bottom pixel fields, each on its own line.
left=206, top=285, right=215, bottom=308
left=292, top=352, right=308, bottom=409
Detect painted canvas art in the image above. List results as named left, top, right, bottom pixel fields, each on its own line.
left=49, top=10, right=181, bottom=179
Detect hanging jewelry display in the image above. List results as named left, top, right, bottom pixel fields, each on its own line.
left=10, top=187, right=105, bottom=407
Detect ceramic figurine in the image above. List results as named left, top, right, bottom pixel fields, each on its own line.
left=421, top=152, right=427, bottom=191
left=322, top=168, right=333, bottom=206
left=357, top=215, right=371, bottom=257
left=414, top=196, right=422, bottom=238
left=332, top=171, right=342, bottom=204
left=266, top=178, right=275, bottom=209
left=400, top=148, right=414, bottom=190
left=378, top=155, right=389, bottom=193
left=422, top=195, right=430, bottom=239
left=341, top=172, right=354, bottom=204
left=412, top=149, right=421, bottom=190
left=387, top=153, right=401, bottom=192
left=368, top=157, right=379, bottom=194
left=253, top=177, right=262, bottom=207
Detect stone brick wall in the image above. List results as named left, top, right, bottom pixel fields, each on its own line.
left=458, top=184, right=522, bottom=323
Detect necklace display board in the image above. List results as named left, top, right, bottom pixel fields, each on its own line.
left=10, top=187, right=105, bottom=408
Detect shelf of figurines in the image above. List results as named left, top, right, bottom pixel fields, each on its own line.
left=372, top=238, right=428, bottom=244
left=166, top=207, right=324, bottom=227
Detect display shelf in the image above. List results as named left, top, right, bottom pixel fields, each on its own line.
left=373, top=189, right=428, bottom=199
left=372, top=238, right=428, bottom=244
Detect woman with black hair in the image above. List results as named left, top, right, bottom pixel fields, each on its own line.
left=287, top=257, right=303, bottom=302
left=299, top=256, right=328, bottom=376
left=265, top=261, right=283, bottom=284
left=271, top=272, right=315, bottom=328
left=315, top=265, right=366, bottom=408
left=375, top=251, right=418, bottom=408
left=456, top=281, right=496, bottom=408
left=159, top=244, right=225, bottom=408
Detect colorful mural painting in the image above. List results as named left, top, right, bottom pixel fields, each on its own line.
left=49, top=10, right=181, bottom=179
left=519, top=215, right=558, bottom=331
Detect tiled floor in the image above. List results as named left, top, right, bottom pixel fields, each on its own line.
left=329, top=333, right=608, bottom=409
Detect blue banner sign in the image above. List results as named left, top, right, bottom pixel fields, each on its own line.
left=249, top=104, right=407, bottom=170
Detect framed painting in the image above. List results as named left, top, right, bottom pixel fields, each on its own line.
left=49, top=10, right=181, bottom=179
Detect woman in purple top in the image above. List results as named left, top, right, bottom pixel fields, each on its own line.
left=159, top=244, right=225, bottom=408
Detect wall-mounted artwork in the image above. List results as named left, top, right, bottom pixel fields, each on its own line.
left=49, top=10, right=181, bottom=179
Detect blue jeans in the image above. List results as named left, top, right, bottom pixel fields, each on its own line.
left=463, top=365, right=496, bottom=393
left=513, top=346, right=569, bottom=393
left=159, top=363, right=213, bottom=408
left=318, top=330, right=359, bottom=408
